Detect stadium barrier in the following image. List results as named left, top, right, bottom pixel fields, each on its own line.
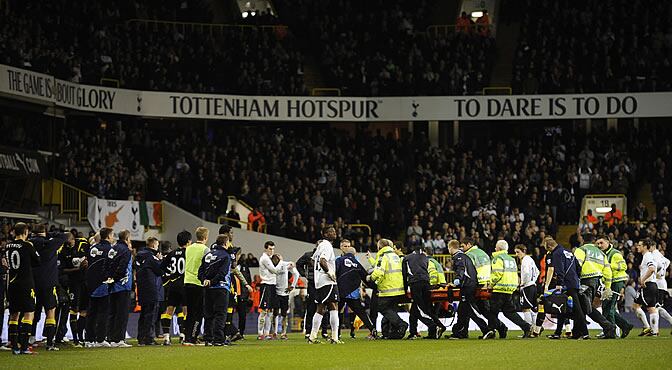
left=41, top=178, right=93, bottom=222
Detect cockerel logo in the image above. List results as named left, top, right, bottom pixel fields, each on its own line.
left=105, top=206, right=124, bottom=227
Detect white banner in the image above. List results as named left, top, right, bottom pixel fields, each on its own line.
left=2, top=63, right=672, bottom=121
left=87, top=197, right=144, bottom=240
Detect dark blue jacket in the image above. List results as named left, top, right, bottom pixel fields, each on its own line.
left=108, top=241, right=133, bottom=293
left=86, top=240, right=112, bottom=297
left=549, top=245, right=580, bottom=289
left=402, top=251, right=430, bottom=288
left=336, top=253, right=368, bottom=299
left=452, top=250, right=477, bottom=289
left=135, top=247, right=164, bottom=304
left=30, top=233, right=67, bottom=290
left=198, top=244, right=231, bottom=290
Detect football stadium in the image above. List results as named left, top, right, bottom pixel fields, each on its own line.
left=1, top=0, right=672, bottom=368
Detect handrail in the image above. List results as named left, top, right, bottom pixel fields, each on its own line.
left=426, top=23, right=495, bottom=38
left=100, top=78, right=120, bottom=88
left=125, top=18, right=288, bottom=35
left=345, top=223, right=372, bottom=238
left=482, top=86, right=512, bottom=95
left=217, top=215, right=267, bottom=234
left=42, top=179, right=94, bottom=222
left=311, top=88, right=341, bottom=96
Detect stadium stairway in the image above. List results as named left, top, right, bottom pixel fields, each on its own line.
left=303, top=55, right=326, bottom=94
left=556, top=224, right=577, bottom=247
left=488, top=2, right=520, bottom=88
left=635, top=182, right=657, bottom=215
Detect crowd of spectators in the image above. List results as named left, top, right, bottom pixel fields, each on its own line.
left=0, top=0, right=306, bottom=95
left=512, top=0, right=672, bottom=94
left=275, top=0, right=496, bottom=96
left=42, top=117, right=671, bottom=257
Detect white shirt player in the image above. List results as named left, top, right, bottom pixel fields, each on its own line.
left=640, top=251, right=657, bottom=284
left=312, top=239, right=336, bottom=289
left=652, top=249, right=670, bottom=291
left=519, top=255, right=539, bottom=288
left=275, top=261, right=299, bottom=296
left=259, top=253, right=285, bottom=285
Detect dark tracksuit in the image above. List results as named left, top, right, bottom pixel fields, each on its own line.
left=85, top=241, right=113, bottom=343
left=549, top=245, right=588, bottom=338
left=136, top=247, right=164, bottom=344
left=336, top=253, right=375, bottom=336
left=297, top=249, right=322, bottom=334
left=30, top=233, right=67, bottom=346
left=451, top=250, right=486, bottom=338
left=107, top=242, right=133, bottom=343
left=198, top=244, right=231, bottom=344
left=403, top=251, right=445, bottom=336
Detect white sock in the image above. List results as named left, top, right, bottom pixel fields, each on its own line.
left=523, top=311, right=533, bottom=326
left=282, top=316, right=288, bottom=335
left=274, top=315, right=280, bottom=335
left=635, top=307, right=650, bottom=328
left=564, top=320, right=572, bottom=334
left=264, top=313, right=273, bottom=336
left=329, top=310, right=339, bottom=341
left=257, top=311, right=266, bottom=336
left=650, top=312, right=659, bottom=334
left=310, top=313, right=323, bottom=340
left=658, top=307, right=672, bottom=325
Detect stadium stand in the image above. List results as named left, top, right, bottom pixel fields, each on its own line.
left=275, top=0, right=496, bottom=96
left=512, top=0, right=672, bottom=94
left=0, top=0, right=306, bottom=94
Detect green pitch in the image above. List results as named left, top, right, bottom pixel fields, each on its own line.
left=2, top=331, right=671, bottom=369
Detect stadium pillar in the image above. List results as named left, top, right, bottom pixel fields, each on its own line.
left=408, top=122, right=414, bottom=134
left=633, top=118, right=639, bottom=129
left=429, top=121, right=439, bottom=147
left=607, top=118, right=618, bottom=131
left=586, top=119, right=592, bottom=134
left=452, top=121, right=460, bottom=145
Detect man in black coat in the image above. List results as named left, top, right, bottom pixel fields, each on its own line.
left=136, top=237, right=164, bottom=345
left=403, top=244, right=446, bottom=339
left=447, top=239, right=483, bottom=339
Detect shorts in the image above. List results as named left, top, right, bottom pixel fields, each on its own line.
left=259, top=284, right=277, bottom=310
left=67, top=282, right=82, bottom=311
left=315, top=284, right=339, bottom=305
left=275, top=295, right=289, bottom=313
left=635, top=282, right=658, bottom=308
left=35, top=285, right=58, bottom=310
left=520, top=285, right=537, bottom=309
left=8, top=285, right=36, bottom=313
left=657, top=289, right=669, bottom=308
left=166, top=284, right=186, bottom=307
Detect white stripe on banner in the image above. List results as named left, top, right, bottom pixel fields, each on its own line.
left=2, top=64, right=672, bottom=121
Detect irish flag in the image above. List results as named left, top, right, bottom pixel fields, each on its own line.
left=140, top=201, right=162, bottom=227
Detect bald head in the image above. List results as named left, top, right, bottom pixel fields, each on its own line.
left=495, top=240, right=509, bottom=252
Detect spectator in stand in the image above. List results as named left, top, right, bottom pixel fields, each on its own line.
left=407, top=219, right=423, bottom=240
left=476, top=10, right=490, bottom=37
left=456, top=12, right=472, bottom=33
left=226, top=206, right=242, bottom=228
left=604, top=204, right=623, bottom=226
left=247, top=208, right=266, bottom=233
left=632, top=202, right=649, bottom=222
left=586, top=209, right=598, bottom=225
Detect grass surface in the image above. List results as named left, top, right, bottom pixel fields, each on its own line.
left=2, top=330, right=671, bottom=369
